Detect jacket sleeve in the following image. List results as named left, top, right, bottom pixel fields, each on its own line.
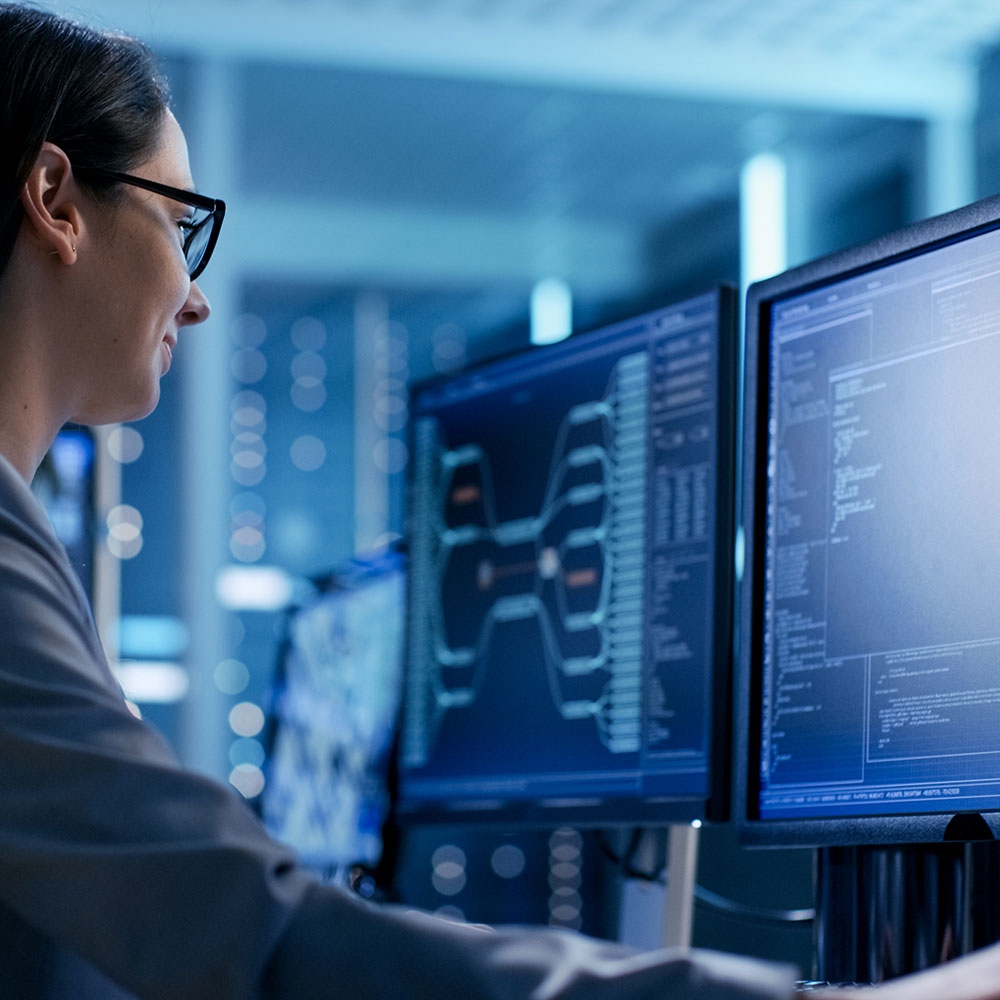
left=262, top=881, right=798, bottom=1000
left=0, top=494, right=797, bottom=1000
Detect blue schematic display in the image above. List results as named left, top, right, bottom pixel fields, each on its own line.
left=759, top=223, right=1000, bottom=821
left=399, top=291, right=732, bottom=822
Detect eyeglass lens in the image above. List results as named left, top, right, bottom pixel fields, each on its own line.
left=184, top=212, right=215, bottom=276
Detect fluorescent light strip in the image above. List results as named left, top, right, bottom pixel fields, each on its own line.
left=740, top=151, right=788, bottom=292
left=531, top=277, right=573, bottom=346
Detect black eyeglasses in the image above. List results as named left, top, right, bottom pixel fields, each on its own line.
left=73, top=165, right=226, bottom=280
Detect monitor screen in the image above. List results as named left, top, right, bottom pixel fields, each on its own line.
left=32, top=424, right=97, bottom=601
left=738, top=194, right=1000, bottom=845
left=396, top=288, right=737, bottom=825
left=261, top=550, right=405, bottom=876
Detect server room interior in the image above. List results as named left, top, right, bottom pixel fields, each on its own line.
left=35, top=0, right=1000, bottom=983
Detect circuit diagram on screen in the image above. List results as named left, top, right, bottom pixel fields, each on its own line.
left=405, top=352, right=648, bottom=765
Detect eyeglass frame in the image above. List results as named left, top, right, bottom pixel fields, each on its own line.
left=72, top=165, right=226, bottom=281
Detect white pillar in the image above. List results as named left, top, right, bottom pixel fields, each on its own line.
left=736, top=150, right=789, bottom=588
left=925, top=113, right=976, bottom=217
left=178, top=58, right=239, bottom=779
left=354, top=291, right=391, bottom=555
left=739, top=150, right=789, bottom=299
left=91, top=424, right=122, bottom=662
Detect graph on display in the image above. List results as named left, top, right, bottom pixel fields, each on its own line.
left=411, top=351, right=646, bottom=756
left=398, top=290, right=735, bottom=822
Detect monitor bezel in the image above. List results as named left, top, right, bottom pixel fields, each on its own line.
left=394, top=285, right=739, bottom=829
left=737, top=194, right=1000, bottom=848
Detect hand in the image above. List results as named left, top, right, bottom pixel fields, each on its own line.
left=803, top=942, right=1000, bottom=1000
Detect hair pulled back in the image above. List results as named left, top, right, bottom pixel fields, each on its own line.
left=0, top=3, right=170, bottom=280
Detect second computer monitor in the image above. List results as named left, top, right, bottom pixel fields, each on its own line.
left=261, top=550, right=405, bottom=876
left=397, top=287, right=737, bottom=826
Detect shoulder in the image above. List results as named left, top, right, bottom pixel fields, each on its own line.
left=0, top=456, right=86, bottom=606
left=0, top=450, right=115, bottom=696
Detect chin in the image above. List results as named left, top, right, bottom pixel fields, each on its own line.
left=75, top=388, right=160, bottom=426
left=124, top=395, right=160, bottom=424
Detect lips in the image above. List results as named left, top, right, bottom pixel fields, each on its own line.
left=162, top=335, right=177, bottom=370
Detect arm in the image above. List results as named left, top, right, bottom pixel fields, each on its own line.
left=805, top=943, right=1000, bottom=1000
left=264, top=882, right=799, bottom=1000
left=0, top=475, right=798, bottom=1000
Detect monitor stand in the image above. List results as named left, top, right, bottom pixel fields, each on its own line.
left=617, top=824, right=700, bottom=952
left=814, top=835, right=1000, bottom=983
left=662, top=823, right=699, bottom=949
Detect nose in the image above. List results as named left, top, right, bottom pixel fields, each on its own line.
left=177, top=280, right=211, bottom=327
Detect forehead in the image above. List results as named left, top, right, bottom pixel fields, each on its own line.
left=138, top=111, right=194, bottom=188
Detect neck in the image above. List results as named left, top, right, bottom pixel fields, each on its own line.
left=0, top=402, right=58, bottom=482
left=0, top=264, right=75, bottom=481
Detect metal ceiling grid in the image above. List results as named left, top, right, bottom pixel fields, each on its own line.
left=218, top=0, right=1000, bottom=63
left=50, top=0, right=993, bottom=119
left=42, top=0, right=980, bottom=290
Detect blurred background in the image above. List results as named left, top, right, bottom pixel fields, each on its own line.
left=32, top=0, right=1000, bottom=971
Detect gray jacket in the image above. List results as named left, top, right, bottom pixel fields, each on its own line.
left=0, top=451, right=795, bottom=1000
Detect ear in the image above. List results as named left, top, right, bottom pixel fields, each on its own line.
left=19, top=142, right=85, bottom=265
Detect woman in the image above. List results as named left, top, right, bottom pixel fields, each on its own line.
left=0, top=5, right=993, bottom=999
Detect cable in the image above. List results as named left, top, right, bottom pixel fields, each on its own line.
left=596, top=828, right=667, bottom=882
left=694, top=885, right=815, bottom=925
left=596, top=830, right=814, bottom=925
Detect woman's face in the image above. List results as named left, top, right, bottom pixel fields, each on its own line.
left=66, top=111, right=210, bottom=425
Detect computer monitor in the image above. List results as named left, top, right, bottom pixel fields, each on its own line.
left=396, top=287, right=738, bottom=826
left=738, top=193, right=1000, bottom=846
left=32, top=424, right=97, bottom=602
left=260, top=549, right=405, bottom=877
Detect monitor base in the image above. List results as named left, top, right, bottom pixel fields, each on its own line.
left=814, top=840, right=1000, bottom=983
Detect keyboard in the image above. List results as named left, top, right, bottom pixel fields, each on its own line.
left=796, top=983, right=874, bottom=993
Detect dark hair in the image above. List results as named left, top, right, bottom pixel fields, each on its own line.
left=0, top=4, right=170, bottom=279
